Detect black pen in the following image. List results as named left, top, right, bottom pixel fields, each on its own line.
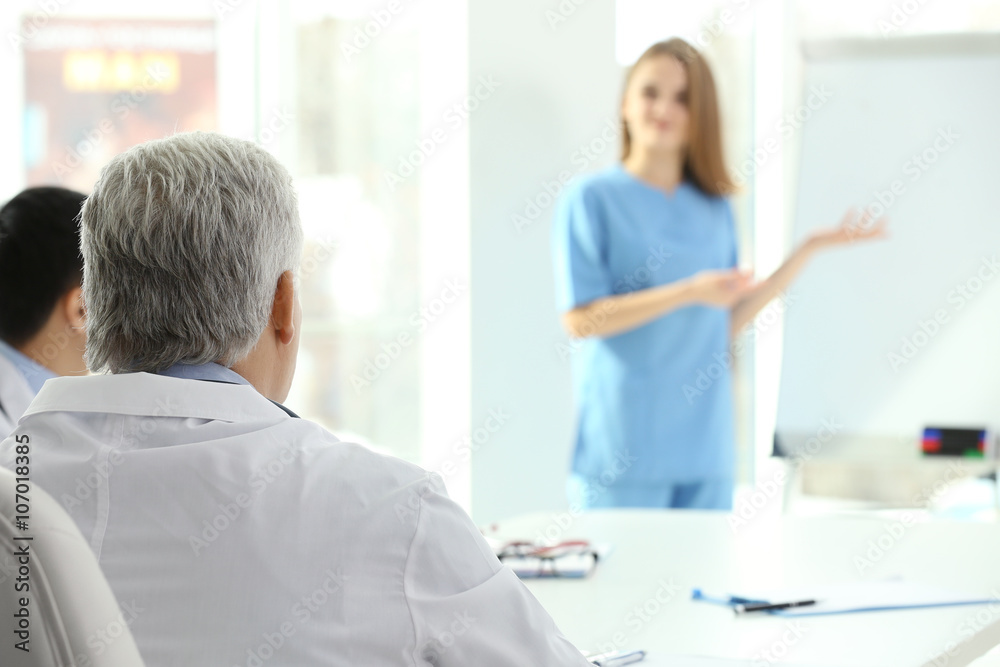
left=734, top=599, right=817, bottom=615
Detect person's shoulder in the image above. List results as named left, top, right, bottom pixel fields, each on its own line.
left=573, top=163, right=629, bottom=195
left=294, top=424, right=437, bottom=502
left=295, top=432, right=455, bottom=533
left=552, top=167, right=630, bottom=234
left=297, top=425, right=425, bottom=482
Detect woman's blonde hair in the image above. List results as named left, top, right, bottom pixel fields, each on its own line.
left=620, top=38, right=735, bottom=197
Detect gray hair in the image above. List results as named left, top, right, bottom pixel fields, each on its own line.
left=80, top=131, right=303, bottom=373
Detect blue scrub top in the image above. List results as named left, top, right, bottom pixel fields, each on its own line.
left=552, top=163, right=738, bottom=485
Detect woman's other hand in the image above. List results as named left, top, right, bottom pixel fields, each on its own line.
left=688, top=268, right=757, bottom=308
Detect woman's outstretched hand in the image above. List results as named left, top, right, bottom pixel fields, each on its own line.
left=805, top=208, right=889, bottom=251
left=726, top=208, right=888, bottom=334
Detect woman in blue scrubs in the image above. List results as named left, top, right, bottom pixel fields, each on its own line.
left=552, top=38, right=886, bottom=510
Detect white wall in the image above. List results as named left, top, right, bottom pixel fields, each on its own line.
left=468, top=0, right=622, bottom=525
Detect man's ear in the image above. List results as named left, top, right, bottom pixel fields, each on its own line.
left=62, top=286, right=85, bottom=331
left=271, top=271, right=297, bottom=345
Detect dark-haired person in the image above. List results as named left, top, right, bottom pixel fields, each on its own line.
left=552, top=38, right=887, bottom=510
left=0, top=186, right=88, bottom=434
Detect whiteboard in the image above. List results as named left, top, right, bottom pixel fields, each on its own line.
left=774, top=35, right=1000, bottom=456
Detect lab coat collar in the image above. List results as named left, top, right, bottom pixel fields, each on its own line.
left=154, top=363, right=299, bottom=418
left=22, top=372, right=292, bottom=423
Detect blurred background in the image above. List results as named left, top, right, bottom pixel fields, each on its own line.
left=3, top=0, right=1000, bottom=525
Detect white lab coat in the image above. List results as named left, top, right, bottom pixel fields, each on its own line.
left=0, top=373, right=591, bottom=666
left=0, top=353, right=35, bottom=436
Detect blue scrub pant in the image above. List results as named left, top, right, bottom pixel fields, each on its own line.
left=568, top=474, right=733, bottom=511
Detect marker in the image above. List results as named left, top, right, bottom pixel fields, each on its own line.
left=734, top=599, right=817, bottom=614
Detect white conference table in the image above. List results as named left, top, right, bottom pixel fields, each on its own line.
left=490, top=510, right=1000, bottom=667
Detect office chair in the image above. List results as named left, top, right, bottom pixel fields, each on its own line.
left=0, top=466, right=145, bottom=666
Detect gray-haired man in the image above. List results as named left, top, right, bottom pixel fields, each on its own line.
left=0, top=132, right=590, bottom=666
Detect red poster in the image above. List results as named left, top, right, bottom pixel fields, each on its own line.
left=22, top=18, right=217, bottom=191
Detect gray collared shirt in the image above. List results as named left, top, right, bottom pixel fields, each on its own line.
left=155, top=362, right=250, bottom=386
